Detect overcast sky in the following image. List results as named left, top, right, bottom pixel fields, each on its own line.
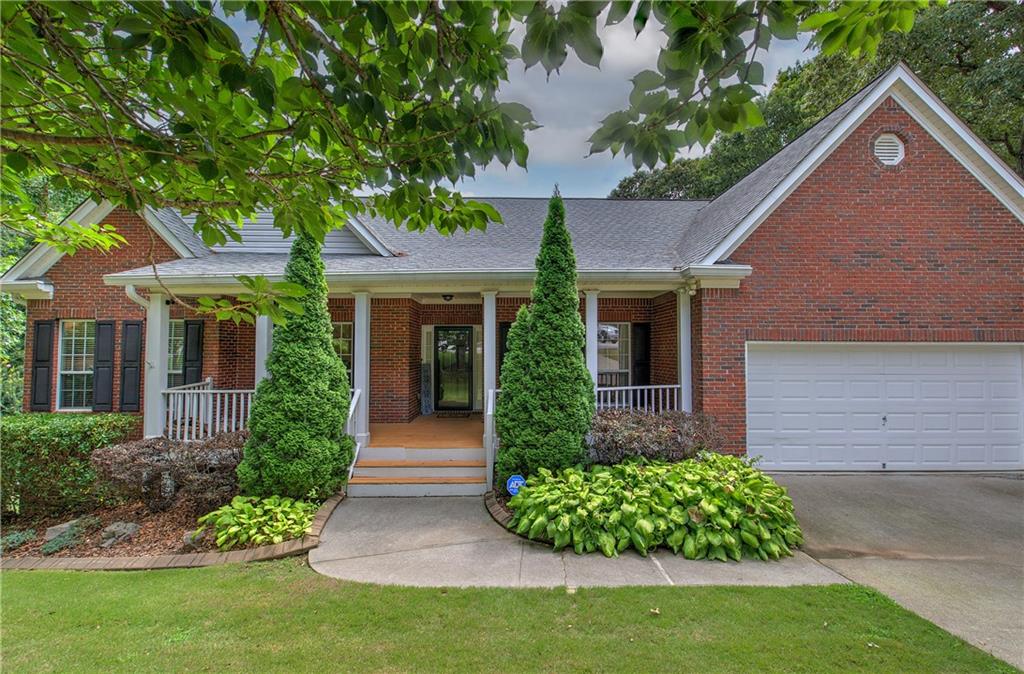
left=464, top=18, right=814, bottom=198
left=231, top=10, right=814, bottom=199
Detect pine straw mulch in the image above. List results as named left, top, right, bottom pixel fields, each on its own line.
left=3, top=496, right=217, bottom=559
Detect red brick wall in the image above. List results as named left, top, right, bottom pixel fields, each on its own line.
left=370, top=298, right=421, bottom=422
left=23, top=209, right=180, bottom=412
left=328, top=297, right=354, bottom=322
left=420, top=302, right=483, bottom=326
left=651, top=292, right=678, bottom=385
left=694, top=98, right=1024, bottom=453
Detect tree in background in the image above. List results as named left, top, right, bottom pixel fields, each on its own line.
left=1, top=178, right=86, bottom=415
left=611, top=1, right=1023, bottom=200
left=236, top=233, right=353, bottom=499
left=495, top=192, right=594, bottom=489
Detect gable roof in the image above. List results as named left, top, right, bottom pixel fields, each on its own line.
left=685, top=62, right=1024, bottom=265
left=104, top=198, right=709, bottom=285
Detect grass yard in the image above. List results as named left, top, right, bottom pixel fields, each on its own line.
left=1, top=558, right=1012, bottom=673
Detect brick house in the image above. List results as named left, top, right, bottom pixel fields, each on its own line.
left=3, top=64, right=1022, bottom=495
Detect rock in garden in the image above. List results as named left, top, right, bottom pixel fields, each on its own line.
left=182, top=529, right=205, bottom=551
left=100, top=522, right=140, bottom=548
left=44, top=518, right=81, bottom=542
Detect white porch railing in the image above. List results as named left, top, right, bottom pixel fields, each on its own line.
left=346, top=389, right=363, bottom=482
left=595, top=384, right=682, bottom=413
left=163, top=378, right=254, bottom=441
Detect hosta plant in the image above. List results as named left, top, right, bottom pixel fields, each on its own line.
left=196, top=495, right=318, bottom=551
left=506, top=454, right=802, bottom=561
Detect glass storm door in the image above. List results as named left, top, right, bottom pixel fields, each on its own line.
left=434, top=326, right=473, bottom=410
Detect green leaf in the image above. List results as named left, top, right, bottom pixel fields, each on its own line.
left=248, top=67, right=276, bottom=114
left=498, top=102, right=535, bottom=124
left=218, top=62, right=248, bottom=92
left=167, top=40, right=198, bottom=78
left=197, top=159, right=219, bottom=181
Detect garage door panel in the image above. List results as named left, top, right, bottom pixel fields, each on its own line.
left=747, top=344, right=1024, bottom=470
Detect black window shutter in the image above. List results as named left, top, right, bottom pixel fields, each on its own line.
left=119, top=320, right=143, bottom=412
left=182, top=320, right=204, bottom=384
left=631, top=322, right=651, bottom=386
left=29, top=320, right=55, bottom=411
left=92, top=320, right=115, bottom=411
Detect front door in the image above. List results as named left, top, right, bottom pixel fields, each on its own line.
left=434, top=326, right=473, bottom=410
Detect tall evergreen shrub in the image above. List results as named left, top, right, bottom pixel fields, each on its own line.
left=495, top=192, right=594, bottom=487
left=236, top=233, right=353, bottom=499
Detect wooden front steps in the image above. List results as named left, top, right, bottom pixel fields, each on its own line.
left=347, top=445, right=488, bottom=497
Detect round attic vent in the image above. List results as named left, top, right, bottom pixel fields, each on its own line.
left=873, top=133, right=905, bottom=166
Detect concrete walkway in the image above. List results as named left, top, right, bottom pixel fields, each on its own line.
left=309, top=496, right=846, bottom=588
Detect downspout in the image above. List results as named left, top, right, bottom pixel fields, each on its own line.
left=124, top=284, right=150, bottom=309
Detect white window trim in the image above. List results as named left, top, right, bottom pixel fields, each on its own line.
left=597, top=321, right=631, bottom=387
left=57, top=319, right=95, bottom=412
left=167, top=319, right=185, bottom=387
left=332, top=321, right=354, bottom=380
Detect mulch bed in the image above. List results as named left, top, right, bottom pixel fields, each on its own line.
left=3, top=497, right=215, bottom=559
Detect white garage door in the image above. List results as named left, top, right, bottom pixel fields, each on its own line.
left=746, top=343, right=1024, bottom=470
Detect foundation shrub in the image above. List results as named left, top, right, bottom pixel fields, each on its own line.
left=0, top=413, right=138, bottom=518
left=589, top=410, right=725, bottom=464
left=91, top=431, right=246, bottom=514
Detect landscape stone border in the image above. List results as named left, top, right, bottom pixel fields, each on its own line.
left=484, top=490, right=514, bottom=528
left=0, top=492, right=345, bottom=572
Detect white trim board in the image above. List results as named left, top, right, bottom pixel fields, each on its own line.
left=701, top=63, right=1024, bottom=265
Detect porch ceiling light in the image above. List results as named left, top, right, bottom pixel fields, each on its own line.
left=442, top=294, right=454, bottom=302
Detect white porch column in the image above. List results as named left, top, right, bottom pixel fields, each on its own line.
left=143, top=293, right=169, bottom=438
left=254, top=315, right=273, bottom=384
left=353, top=291, right=371, bottom=445
left=482, top=291, right=497, bottom=397
left=677, top=288, right=693, bottom=412
left=482, top=291, right=498, bottom=487
left=584, top=290, right=599, bottom=387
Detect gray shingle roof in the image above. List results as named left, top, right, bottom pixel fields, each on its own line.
left=112, top=198, right=709, bottom=279
left=147, top=207, right=211, bottom=257
left=676, top=74, right=881, bottom=263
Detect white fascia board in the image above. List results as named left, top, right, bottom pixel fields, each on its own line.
left=0, top=279, right=54, bottom=300
left=140, top=207, right=199, bottom=258
left=103, top=268, right=689, bottom=293
left=1, top=199, right=115, bottom=282
left=701, top=63, right=1024, bottom=265
left=680, top=264, right=753, bottom=289
left=345, top=215, right=394, bottom=256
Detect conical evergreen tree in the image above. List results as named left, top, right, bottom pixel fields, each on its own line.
left=237, top=233, right=353, bottom=499
left=495, top=190, right=594, bottom=488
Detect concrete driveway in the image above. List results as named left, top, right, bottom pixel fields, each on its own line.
left=776, top=473, right=1024, bottom=669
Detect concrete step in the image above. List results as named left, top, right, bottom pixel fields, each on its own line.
left=347, top=475, right=487, bottom=497
left=359, top=446, right=485, bottom=462
left=353, top=465, right=486, bottom=478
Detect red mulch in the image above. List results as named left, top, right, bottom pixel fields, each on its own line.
left=3, top=497, right=217, bottom=558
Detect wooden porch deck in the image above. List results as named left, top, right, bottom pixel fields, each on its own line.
left=368, top=414, right=484, bottom=449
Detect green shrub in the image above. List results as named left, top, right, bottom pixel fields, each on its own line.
left=196, top=495, right=318, bottom=551
left=39, top=515, right=101, bottom=555
left=495, top=192, right=594, bottom=487
left=237, top=233, right=354, bottom=499
left=507, top=454, right=803, bottom=561
left=0, top=528, right=35, bottom=553
left=0, top=413, right=139, bottom=518
left=589, top=410, right=725, bottom=464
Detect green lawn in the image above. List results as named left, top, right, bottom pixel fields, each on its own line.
left=1, top=559, right=1012, bottom=673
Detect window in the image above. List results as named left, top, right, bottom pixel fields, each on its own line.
left=167, top=319, right=185, bottom=388
left=58, top=320, right=95, bottom=409
left=597, top=322, right=630, bottom=387
left=332, top=322, right=354, bottom=383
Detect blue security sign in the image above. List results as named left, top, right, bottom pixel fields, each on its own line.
left=506, top=474, right=526, bottom=496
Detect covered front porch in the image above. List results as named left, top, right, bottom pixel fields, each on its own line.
left=134, top=272, right=742, bottom=493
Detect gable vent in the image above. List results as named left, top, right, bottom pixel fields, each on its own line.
left=873, top=133, right=905, bottom=166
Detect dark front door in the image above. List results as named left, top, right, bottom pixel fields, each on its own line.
left=434, top=326, right=473, bottom=410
